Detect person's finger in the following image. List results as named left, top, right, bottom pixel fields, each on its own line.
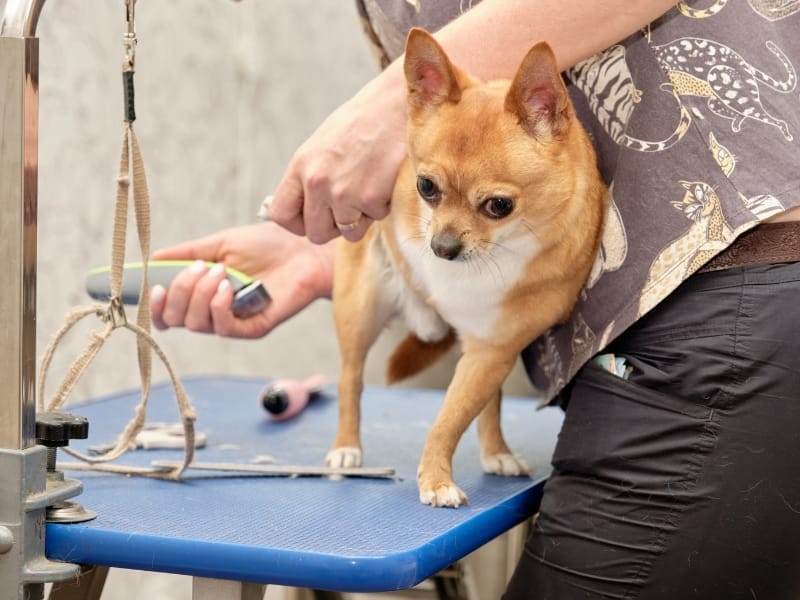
left=150, top=284, right=169, bottom=330
left=336, top=214, right=373, bottom=242
left=152, top=232, right=225, bottom=262
left=183, top=263, right=229, bottom=333
left=330, top=183, right=378, bottom=220
left=208, top=279, right=280, bottom=339
left=270, top=168, right=307, bottom=236
left=303, top=197, right=341, bottom=244
left=330, top=200, right=363, bottom=228
left=207, top=279, right=244, bottom=336
left=159, top=260, right=209, bottom=328
left=328, top=186, right=388, bottom=242
left=358, top=191, right=391, bottom=222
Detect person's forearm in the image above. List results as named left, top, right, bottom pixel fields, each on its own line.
left=358, top=0, right=677, bottom=130
left=435, top=0, right=679, bottom=77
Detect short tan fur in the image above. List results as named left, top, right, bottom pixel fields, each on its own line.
left=328, top=28, right=608, bottom=507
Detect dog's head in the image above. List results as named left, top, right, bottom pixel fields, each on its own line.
left=401, top=28, right=595, bottom=263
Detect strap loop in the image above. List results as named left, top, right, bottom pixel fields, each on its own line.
left=36, top=4, right=195, bottom=480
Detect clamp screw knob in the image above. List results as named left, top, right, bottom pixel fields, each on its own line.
left=35, top=412, right=89, bottom=447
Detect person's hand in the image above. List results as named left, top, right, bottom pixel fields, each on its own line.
left=149, top=221, right=335, bottom=338
left=268, top=68, right=408, bottom=244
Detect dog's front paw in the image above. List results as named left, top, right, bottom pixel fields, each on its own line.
left=481, top=453, right=531, bottom=477
left=325, top=446, right=362, bottom=468
left=418, top=479, right=469, bottom=508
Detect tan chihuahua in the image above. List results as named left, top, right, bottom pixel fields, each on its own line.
left=328, top=28, right=607, bottom=507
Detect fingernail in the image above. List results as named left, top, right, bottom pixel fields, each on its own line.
left=257, top=194, right=274, bottom=221
left=150, top=284, right=166, bottom=304
left=208, top=263, right=226, bottom=278
left=189, top=259, right=207, bottom=274
left=217, top=279, right=232, bottom=294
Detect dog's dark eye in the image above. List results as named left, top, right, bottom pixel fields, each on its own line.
left=482, top=197, right=514, bottom=219
left=416, top=177, right=441, bottom=203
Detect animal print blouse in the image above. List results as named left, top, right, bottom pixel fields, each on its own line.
left=356, top=0, right=800, bottom=403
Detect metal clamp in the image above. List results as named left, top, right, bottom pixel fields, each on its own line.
left=35, top=412, right=97, bottom=524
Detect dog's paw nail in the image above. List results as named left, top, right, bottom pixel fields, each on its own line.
left=418, top=482, right=468, bottom=508
left=481, top=453, right=531, bottom=476
left=325, top=446, right=362, bottom=469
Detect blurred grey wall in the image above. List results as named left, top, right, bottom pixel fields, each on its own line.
left=34, top=0, right=534, bottom=411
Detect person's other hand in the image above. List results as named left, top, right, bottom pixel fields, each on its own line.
left=149, top=221, right=335, bottom=338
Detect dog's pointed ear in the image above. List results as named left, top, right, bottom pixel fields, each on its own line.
left=505, top=42, right=571, bottom=139
left=404, top=28, right=463, bottom=111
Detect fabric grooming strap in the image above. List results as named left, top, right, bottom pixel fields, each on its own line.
left=37, top=0, right=196, bottom=480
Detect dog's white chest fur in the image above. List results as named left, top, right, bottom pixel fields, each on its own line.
left=394, top=220, right=540, bottom=341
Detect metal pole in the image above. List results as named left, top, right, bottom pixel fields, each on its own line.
left=0, top=0, right=44, bottom=451
left=0, top=3, right=85, bottom=599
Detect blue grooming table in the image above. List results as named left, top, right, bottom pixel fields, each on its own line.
left=44, top=376, right=563, bottom=593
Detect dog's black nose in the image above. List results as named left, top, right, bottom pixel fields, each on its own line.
left=431, top=232, right=463, bottom=260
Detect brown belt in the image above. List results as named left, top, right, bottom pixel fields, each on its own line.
left=697, top=221, right=800, bottom=274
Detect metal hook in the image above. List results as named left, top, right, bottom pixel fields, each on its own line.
left=124, top=0, right=136, bottom=35
left=123, top=0, right=137, bottom=71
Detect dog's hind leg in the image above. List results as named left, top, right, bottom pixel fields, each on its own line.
left=478, top=389, right=531, bottom=477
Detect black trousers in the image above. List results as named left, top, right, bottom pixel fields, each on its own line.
left=505, top=263, right=800, bottom=599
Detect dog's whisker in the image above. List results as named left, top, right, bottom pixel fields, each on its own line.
left=486, top=240, right=513, bottom=255
left=477, top=251, right=505, bottom=287
left=404, top=211, right=430, bottom=227
left=465, top=254, right=482, bottom=278
left=402, top=232, right=427, bottom=243
left=472, top=240, right=509, bottom=285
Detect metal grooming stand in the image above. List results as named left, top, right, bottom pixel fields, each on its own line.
left=0, top=1, right=89, bottom=598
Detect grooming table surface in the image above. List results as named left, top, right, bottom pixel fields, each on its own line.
left=45, top=376, right=563, bottom=592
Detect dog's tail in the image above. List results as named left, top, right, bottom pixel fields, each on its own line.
left=386, top=329, right=457, bottom=384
